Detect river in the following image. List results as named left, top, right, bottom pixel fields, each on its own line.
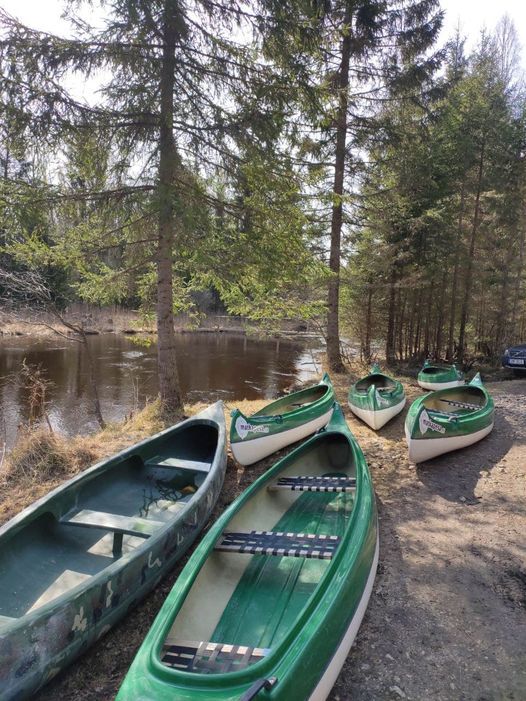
left=0, top=332, right=322, bottom=449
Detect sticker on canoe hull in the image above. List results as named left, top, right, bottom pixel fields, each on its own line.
left=235, top=416, right=270, bottom=440
left=419, top=409, right=445, bottom=435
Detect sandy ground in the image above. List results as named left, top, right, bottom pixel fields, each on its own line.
left=330, top=377, right=526, bottom=701
left=20, top=375, right=526, bottom=700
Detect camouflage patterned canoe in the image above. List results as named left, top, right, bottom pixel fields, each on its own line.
left=417, top=360, right=464, bottom=391
left=0, top=403, right=226, bottom=701
left=348, top=364, right=406, bottom=430
left=230, top=374, right=335, bottom=466
left=405, top=374, right=494, bottom=463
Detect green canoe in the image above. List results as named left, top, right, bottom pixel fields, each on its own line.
left=230, top=373, right=335, bottom=465
left=417, top=360, right=464, bottom=391
left=348, top=363, right=406, bottom=430
left=116, top=403, right=378, bottom=701
left=405, top=373, right=494, bottom=463
left=0, top=403, right=227, bottom=701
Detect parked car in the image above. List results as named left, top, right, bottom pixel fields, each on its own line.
left=502, top=343, right=526, bottom=371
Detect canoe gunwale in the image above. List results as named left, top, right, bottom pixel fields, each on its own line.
left=144, top=408, right=377, bottom=692
left=236, top=385, right=334, bottom=428
left=352, top=372, right=399, bottom=394
left=230, top=408, right=334, bottom=466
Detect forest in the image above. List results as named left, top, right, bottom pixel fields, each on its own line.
left=1, top=0, right=525, bottom=417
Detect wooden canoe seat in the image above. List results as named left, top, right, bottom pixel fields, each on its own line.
left=268, top=475, right=356, bottom=493
left=161, top=639, right=270, bottom=673
left=145, top=456, right=211, bottom=473
left=215, top=530, right=340, bottom=560
left=60, top=509, right=163, bottom=557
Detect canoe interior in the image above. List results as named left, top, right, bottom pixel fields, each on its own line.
left=0, top=423, right=218, bottom=620
left=354, top=374, right=396, bottom=392
left=163, top=433, right=356, bottom=673
left=423, top=387, right=486, bottom=413
left=252, top=385, right=328, bottom=417
left=420, top=366, right=453, bottom=375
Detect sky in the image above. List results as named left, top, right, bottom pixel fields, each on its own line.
left=1, top=0, right=526, bottom=74
left=1, top=0, right=526, bottom=58
left=440, top=0, right=526, bottom=67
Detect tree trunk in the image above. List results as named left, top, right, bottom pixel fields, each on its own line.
left=435, top=269, right=447, bottom=358
left=397, top=288, right=405, bottom=360
left=447, top=182, right=465, bottom=360
left=385, top=265, right=397, bottom=364
left=156, top=0, right=183, bottom=419
left=510, top=194, right=526, bottom=339
left=362, top=279, right=373, bottom=363
left=327, top=6, right=352, bottom=373
left=458, top=139, right=485, bottom=360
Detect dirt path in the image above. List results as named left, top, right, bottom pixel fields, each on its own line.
left=330, top=377, right=526, bottom=701
left=32, top=377, right=526, bottom=701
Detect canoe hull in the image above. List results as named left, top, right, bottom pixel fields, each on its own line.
left=417, top=379, right=464, bottom=391
left=348, top=366, right=406, bottom=430
left=405, top=375, right=495, bottom=463
left=349, top=398, right=406, bottom=430
left=307, top=531, right=379, bottom=701
left=0, top=405, right=227, bottom=701
left=405, top=421, right=494, bottom=463
left=230, top=374, right=335, bottom=466
left=116, top=405, right=377, bottom=701
left=417, top=362, right=464, bottom=391
left=230, top=407, right=334, bottom=465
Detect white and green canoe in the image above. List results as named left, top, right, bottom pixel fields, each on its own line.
left=417, top=360, right=464, bottom=391
left=405, top=373, right=494, bottom=463
left=116, top=404, right=378, bottom=701
left=230, top=374, right=335, bottom=466
left=348, top=364, right=406, bottom=430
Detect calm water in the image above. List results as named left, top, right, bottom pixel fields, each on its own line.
left=0, top=333, right=321, bottom=448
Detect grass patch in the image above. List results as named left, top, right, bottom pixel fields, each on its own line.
left=0, top=396, right=269, bottom=526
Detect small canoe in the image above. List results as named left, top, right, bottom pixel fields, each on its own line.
left=230, top=373, right=335, bottom=465
left=417, top=360, right=464, bottom=390
left=116, top=403, right=378, bottom=701
left=405, top=373, right=494, bottom=463
left=0, top=403, right=227, bottom=701
left=348, top=363, right=406, bottom=430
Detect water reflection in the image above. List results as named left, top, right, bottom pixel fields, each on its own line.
left=0, top=333, right=320, bottom=448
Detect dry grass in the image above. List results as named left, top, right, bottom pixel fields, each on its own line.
left=0, top=396, right=268, bottom=527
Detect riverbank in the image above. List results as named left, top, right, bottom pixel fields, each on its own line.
left=2, top=369, right=525, bottom=700
left=0, top=306, right=318, bottom=339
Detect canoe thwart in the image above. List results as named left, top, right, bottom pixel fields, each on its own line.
left=438, top=399, right=481, bottom=410
left=161, top=640, right=270, bottom=674
left=60, top=510, right=163, bottom=556
left=145, top=456, right=212, bottom=472
left=215, top=530, right=340, bottom=560
left=268, top=475, right=356, bottom=493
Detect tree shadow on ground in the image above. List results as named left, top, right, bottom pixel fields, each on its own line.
left=415, top=413, right=515, bottom=504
